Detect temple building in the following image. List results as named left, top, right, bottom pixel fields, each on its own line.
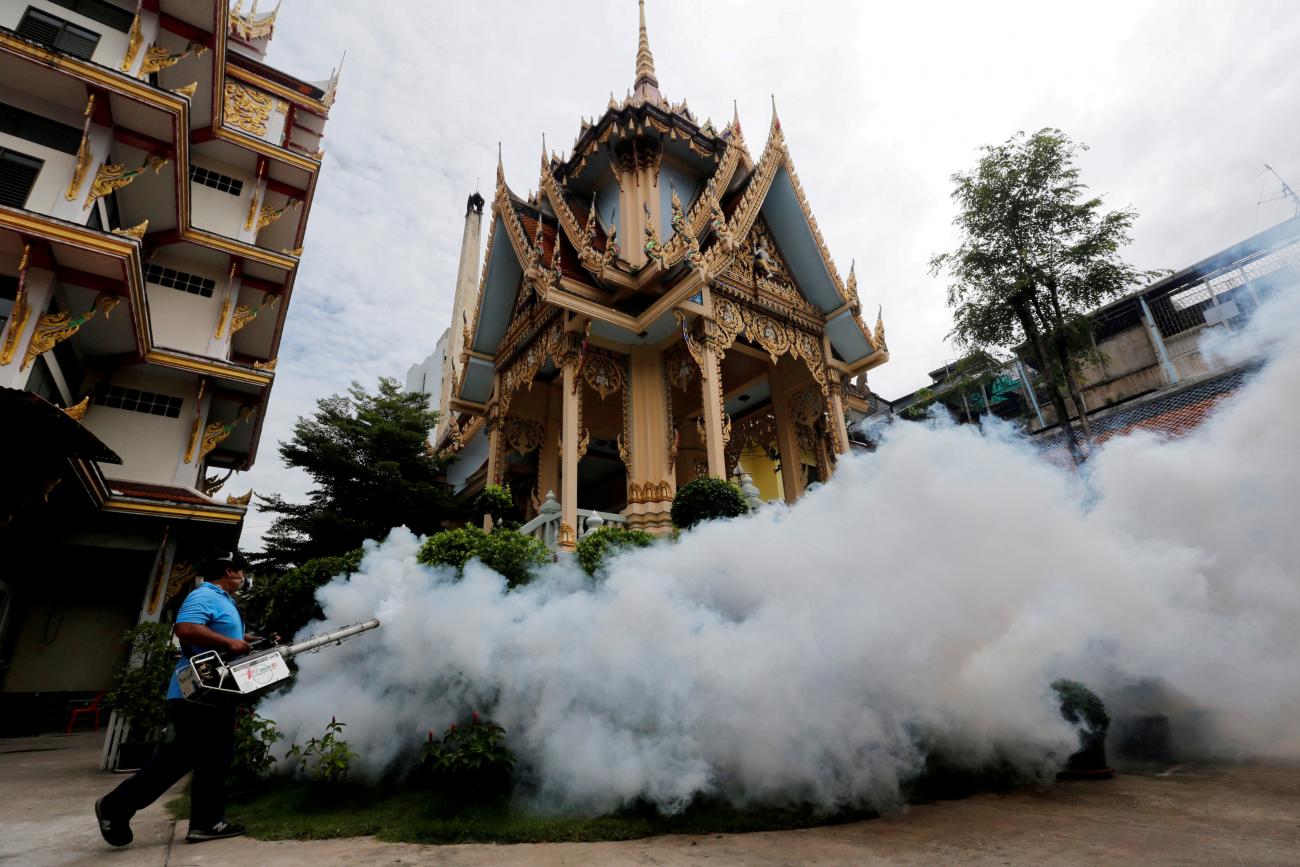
left=433, top=2, right=888, bottom=546
left=0, top=0, right=336, bottom=735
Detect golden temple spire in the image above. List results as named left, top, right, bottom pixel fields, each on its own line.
left=633, top=0, right=662, bottom=104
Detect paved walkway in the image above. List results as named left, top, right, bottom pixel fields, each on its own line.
left=3, top=732, right=1298, bottom=865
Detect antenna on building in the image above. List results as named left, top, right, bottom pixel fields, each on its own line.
left=1255, top=163, right=1300, bottom=225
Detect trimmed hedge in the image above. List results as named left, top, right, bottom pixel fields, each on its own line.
left=418, top=526, right=549, bottom=589
left=575, top=526, right=655, bottom=576
left=670, top=477, right=749, bottom=529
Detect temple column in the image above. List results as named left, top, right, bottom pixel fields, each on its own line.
left=626, top=346, right=673, bottom=531
left=769, top=361, right=804, bottom=502
left=559, top=361, right=580, bottom=550
left=699, top=340, right=727, bottom=478
left=537, top=381, right=561, bottom=502
left=828, top=382, right=850, bottom=462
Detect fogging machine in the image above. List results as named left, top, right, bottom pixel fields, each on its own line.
left=177, top=619, right=380, bottom=704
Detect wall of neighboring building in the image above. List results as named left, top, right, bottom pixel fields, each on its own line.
left=188, top=156, right=257, bottom=241
left=144, top=255, right=228, bottom=357
left=80, top=367, right=201, bottom=486
left=0, top=1, right=138, bottom=71
left=405, top=337, right=445, bottom=413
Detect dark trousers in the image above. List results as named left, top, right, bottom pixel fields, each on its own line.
left=102, top=699, right=236, bottom=830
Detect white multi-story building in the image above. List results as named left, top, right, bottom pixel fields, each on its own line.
left=0, top=0, right=336, bottom=734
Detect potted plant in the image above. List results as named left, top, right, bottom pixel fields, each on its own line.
left=105, top=622, right=176, bottom=770
left=1052, top=678, right=1113, bottom=779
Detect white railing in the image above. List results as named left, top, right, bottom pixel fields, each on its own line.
left=519, top=491, right=628, bottom=551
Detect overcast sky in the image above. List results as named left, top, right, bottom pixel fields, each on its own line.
left=232, top=0, right=1300, bottom=548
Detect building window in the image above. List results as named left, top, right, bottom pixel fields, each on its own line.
left=189, top=165, right=244, bottom=196
left=16, top=8, right=101, bottom=60
left=44, top=0, right=134, bottom=32
left=0, top=148, right=44, bottom=209
left=0, top=102, right=82, bottom=155
left=92, top=384, right=183, bottom=418
left=144, top=263, right=216, bottom=298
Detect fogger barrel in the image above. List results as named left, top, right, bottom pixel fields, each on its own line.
left=177, top=619, right=381, bottom=704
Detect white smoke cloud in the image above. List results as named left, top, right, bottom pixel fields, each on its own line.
left=262, top=287, right=1300, bottom=815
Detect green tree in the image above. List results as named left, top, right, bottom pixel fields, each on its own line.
left=255, top=378, right=456, bottom=570
left=930, top=129, right=1156, bottom=461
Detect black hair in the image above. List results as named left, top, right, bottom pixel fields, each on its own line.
left=202, top=550, right=250, bottom=580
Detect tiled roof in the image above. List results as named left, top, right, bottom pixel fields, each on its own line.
left=1034, top=363, right=1262, bottom=458
left=512, top=204, right=606, bottom=288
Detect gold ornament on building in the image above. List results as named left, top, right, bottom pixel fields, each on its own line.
left=183, top=378, right=207, bottom=464
left=138, top=41, right=206, bottom=78
left=226, top=489, right=254, bottom=506
left=873, top=305, right=887, bottom=352
left=21, top=293, right=119, bottom=371
left=199, top=405, right=255, bottom=459
left=230, top=0, right=280, bottom=41
left=165, top=561, right=198, bottom=604
left=120, top=13, right=143, bottom=72
left=244, top=162, right=267, bottom=230
left=281, top=246, right=304, bottom=257
left=0, top=244, right=32, bottom=366
left=557, top=521, right=577, bottom=549
left=63, top=396, right=91, bottom=421
left=257, top=199, right=300, bottom=231
left=173, top=81, right=199, bottom=99
left=112, top=220, right=149, bottom=240
left=84, top=156, right=168, bottom=209
left=201, top=468, right=232, bottom=496
left=252, top=357, right=278, bottom=372
left=229, top=293, right=279, bottom=335
left=65, top=96, right=95, bottom=201
left=224, top=82, right=286, bottom=137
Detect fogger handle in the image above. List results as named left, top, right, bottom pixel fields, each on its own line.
left=280, top=618, right=380, bottom=660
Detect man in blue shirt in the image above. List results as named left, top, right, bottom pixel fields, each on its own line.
left=95, top=551, right=256, bottom=847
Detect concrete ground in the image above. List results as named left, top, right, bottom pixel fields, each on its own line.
left=2, top=733, right=1298, bottom=866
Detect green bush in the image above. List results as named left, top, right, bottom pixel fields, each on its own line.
left=228, top=709, right=283, bottom=793
left=287, top=717, right=355, bottom=785
left=105, top=622, right=177, bottom=735
left=475, top=484, right=515, bottom=522
left=418, top=526, right=550, bottom=589
left=420, top=712, right=515, bottom=802
left=1051, top=678, right=1110, bottom=733
left=576, top=526, right=655, bottom=576
left=240, top=549, right=364, bottom=639
left=670, top=477, right=749, bottom=530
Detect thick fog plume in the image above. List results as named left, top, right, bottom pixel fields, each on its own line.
left=263, top=287, right=1300, bottom=814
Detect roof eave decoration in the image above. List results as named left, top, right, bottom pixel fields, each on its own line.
left=229, top=0, right=280, bottom=43
left=725, top=102, right=883, bottom=364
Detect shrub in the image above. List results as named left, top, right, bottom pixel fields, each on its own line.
left=105, top=622, right=177, bottom=736
left=420, top=712, right=515, bottom=802
left=576, top=526, right=655, bottom=576
left=240, top=549, right=364, bottom=639
left=418, top=526, right=549, bottom=589
left=670, top=477, right=749, bottom=530
left=475, top=484, right=515, bottom=523
left=420, top=526, right=488, bottom=572
left=228, top=709, right=283, bottom=793
left=287, top=716, right=355, bottom=785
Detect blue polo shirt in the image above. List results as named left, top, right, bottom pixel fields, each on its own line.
left=167, top=581, right=244, bottom=700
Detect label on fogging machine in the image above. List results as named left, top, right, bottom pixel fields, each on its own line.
left=229, top=651, right=290, bottom=694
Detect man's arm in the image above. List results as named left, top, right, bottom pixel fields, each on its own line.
left=175, top=622, right=250, bottom=655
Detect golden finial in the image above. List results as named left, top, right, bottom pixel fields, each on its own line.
left=64, top=396, right=90, bottom=421
left=634, top=0, right=659, bottom=92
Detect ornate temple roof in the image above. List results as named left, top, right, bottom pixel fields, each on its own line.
left=454, top=1, right=888, bottom=410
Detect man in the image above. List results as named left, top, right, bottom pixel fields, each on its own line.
left=95, top=551, right=256, bottom=847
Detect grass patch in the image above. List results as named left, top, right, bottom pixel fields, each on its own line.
left=168, top=783, right=876, bottom=844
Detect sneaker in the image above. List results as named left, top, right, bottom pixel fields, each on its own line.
left=94, top=796, right=133, bottom=847
left=185, top=820, right=246, bottom=843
